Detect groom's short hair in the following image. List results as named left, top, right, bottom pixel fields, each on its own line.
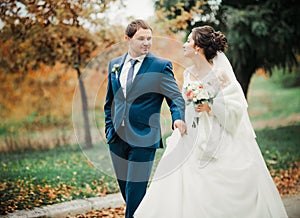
left=126, top=19, right=152, bottom=38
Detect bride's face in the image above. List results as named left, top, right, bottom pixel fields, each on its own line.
left=183, top=33, right=197, bottom=57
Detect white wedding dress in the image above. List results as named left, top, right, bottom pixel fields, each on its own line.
left=134, top=53, right=288, bottom=218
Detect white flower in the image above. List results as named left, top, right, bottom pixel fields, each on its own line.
left=112, top=64, right=120, bottom=73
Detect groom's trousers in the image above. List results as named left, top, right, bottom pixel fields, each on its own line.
left=109, top=129, right=156, bottom=218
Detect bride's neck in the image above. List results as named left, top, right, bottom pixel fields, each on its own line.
left=190, top=55, right=213, bottom=78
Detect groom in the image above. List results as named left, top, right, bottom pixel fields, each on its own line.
left=104, top=19, right=186, bottom=218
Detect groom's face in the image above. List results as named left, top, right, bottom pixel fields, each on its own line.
left=126, top=28, right=152, bottom=58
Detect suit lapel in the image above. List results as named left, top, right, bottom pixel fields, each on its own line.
left=112, top=54, right=127, bottom=89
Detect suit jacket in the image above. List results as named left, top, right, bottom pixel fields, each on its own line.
left=104, top=52, right=185, bottom=148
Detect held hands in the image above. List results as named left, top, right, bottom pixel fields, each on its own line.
left=173, top=120, right=187, bottom=136
left=195, top=102, right=211, bottom=113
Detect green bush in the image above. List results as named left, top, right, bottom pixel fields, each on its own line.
left=270, top=66, right=300, bottom=88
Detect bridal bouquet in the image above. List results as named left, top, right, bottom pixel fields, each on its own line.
left=184, top=81, right=217, bottom=127
left=184, top=81, right=216, bottom=107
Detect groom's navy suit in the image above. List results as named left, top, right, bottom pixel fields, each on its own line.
left=104, top=52, right=185, bottom=218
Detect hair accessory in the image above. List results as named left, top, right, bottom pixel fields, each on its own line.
left=211, top=32, right=216, bottom=42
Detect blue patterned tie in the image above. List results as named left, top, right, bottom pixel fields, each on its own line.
left=126, top=59, right=138, bottom=94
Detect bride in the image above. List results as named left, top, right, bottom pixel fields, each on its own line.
left=134, top=26, right=288, bottom=218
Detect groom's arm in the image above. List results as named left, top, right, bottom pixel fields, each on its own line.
left=159, top=61, right=186, bottom=125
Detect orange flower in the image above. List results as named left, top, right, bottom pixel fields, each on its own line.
left=186, top=90, right=194, bottom=99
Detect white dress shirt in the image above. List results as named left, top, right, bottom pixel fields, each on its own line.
left=120, top=53, right=146, bottom=97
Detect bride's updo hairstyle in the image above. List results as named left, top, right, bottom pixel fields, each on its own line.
left=192, top=25, right=228, bottom=61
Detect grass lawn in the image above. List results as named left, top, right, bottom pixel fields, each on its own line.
left=256, top=124, right=300, bottom=171
left=248, top=74, right=300, bottom=123
left=0, top=144, right=119, bottom=214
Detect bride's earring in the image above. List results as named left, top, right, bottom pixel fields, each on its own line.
left=194, top=51, right=198, bottom=55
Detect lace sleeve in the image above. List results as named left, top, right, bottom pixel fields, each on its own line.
left=208, top=68, right=244, bottom=135
left=215, top=69, right=231, bottom=90
left=201, top=69, right=231, bottom=100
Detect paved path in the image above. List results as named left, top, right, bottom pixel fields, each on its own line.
left=282, top=194, right=300, bottom=218
left=2, top=193, right=300, bottom=218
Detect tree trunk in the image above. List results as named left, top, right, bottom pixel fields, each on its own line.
left=76, top=68, right=93, bottom=149
left=235, top=67, right=255, bottom=100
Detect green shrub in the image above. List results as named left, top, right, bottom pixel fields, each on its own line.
left=270, top=66, right=300, bottom=88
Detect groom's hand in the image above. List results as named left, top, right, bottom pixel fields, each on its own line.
left=174, top=120, right=187, bottom=136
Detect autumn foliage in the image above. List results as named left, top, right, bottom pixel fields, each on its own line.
left=0, top=0, right=299, bottom=216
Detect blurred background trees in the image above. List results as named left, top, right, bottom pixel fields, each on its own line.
left=0, top=0, right=122, bottom=148
left=155, top=0, right=300, bottom=97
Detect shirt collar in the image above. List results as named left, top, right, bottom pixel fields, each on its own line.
left=126, top=53, right=146, bottom=63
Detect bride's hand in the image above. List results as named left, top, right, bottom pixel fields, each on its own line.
left=195, top=103, right=211, bottom=113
